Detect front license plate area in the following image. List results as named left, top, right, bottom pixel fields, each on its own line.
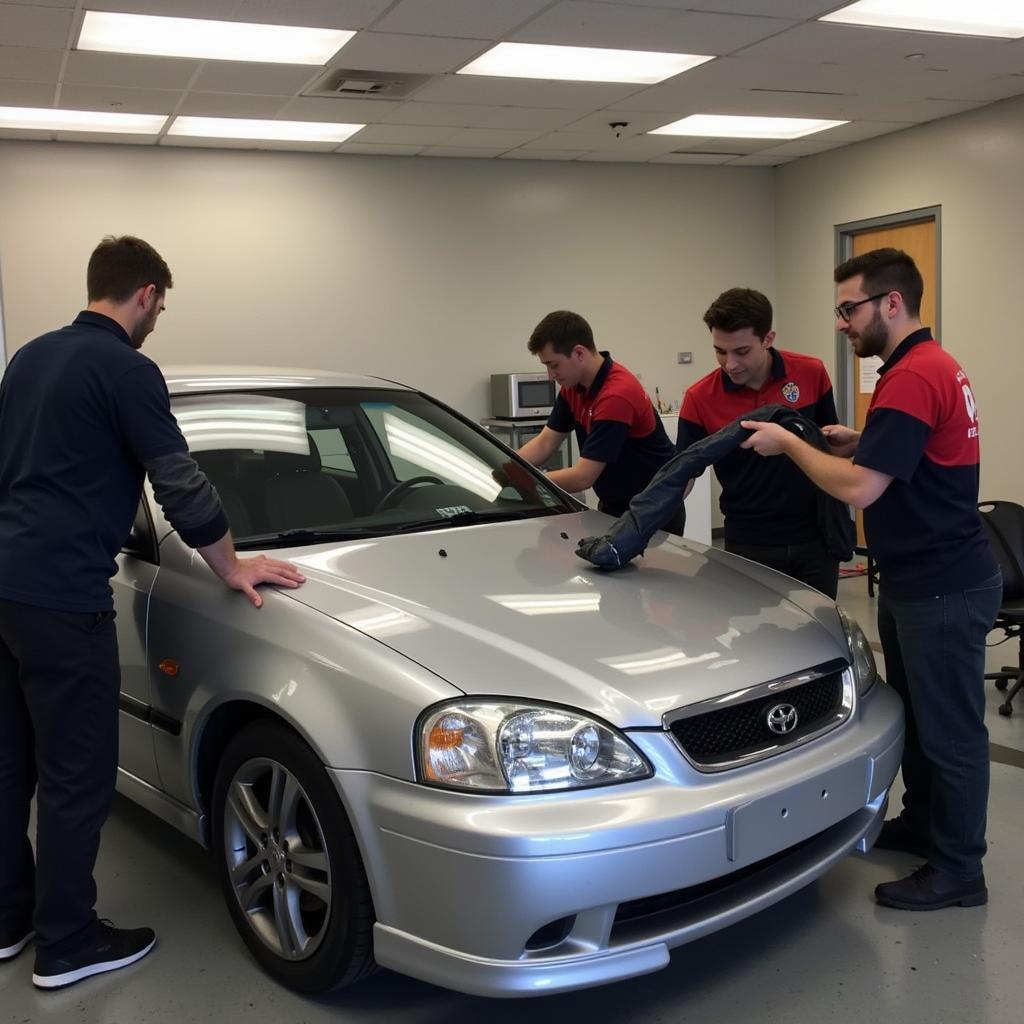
left=727, top=756, right=869, bottom=864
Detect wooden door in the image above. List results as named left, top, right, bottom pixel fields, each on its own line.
left=848, top=218, right=938, bottom=544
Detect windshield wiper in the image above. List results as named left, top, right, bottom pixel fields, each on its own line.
left=391, top=507, right=563, bottom=532
left=235, top=527, right=378, bottom=549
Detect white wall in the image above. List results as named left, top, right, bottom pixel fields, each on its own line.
left=0, top=141, right=775, bottom=436
left=774, top=94, right=1024, bottom=505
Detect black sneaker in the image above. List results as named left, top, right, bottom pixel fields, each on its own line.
left=0, top=927, right=33, bottom=962
left=871, top=816, right=930, bottom=858
left=32, top=921, right=156, bottom=990
left=875, top=863, right=987, bottom=911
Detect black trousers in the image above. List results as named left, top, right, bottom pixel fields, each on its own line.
left=0, top=599, right=119, bottom=954
left=599, top=499, right=686, bottom=537
left=724, top=537, right=840, bottom=599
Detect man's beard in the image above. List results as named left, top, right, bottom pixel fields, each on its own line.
left=131, top=308, right=159, bottom=349
left=852, top=309, right=887, bottom=359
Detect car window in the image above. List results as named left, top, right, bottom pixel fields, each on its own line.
left=121, top=497, right=158, bottom=563
left=309, top=427, right=354, bottom=472
left=174, top=387, right=576, bottom=548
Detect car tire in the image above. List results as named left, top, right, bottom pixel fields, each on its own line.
left=211, top=719, right=376, bottom=992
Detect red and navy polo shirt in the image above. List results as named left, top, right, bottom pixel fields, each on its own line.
left=854, top=328, right=997, bottom=598
left=678, top=348, right=838, bottom=546
left=548, top=352, right=674, bottom=514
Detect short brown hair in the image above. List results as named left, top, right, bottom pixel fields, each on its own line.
left=834, top=248, right=923, bottom=318
left=528, top=310, right=595, bottom=356
left=702, top=288, right=773, bottom=339
left=87, top=235, right=173, bottom=303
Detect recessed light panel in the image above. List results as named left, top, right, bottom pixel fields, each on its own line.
left=0, top=106, right=167, bottom=134
left=166, top=117, right=364, bottom=144
left=650, top=115, right=846, bottom=139
left=820, top=1, right=1024, bottom=39
left=78, top=11, right=355, bottom=65
left=458, top=42, right=713, bottom=84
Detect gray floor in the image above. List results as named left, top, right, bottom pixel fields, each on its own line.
left=3, top=574, right=1022, bottom=1024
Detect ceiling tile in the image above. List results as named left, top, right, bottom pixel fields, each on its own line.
left=739, top=22, right=1024, bottom=76
left=351, top=122, right=459, bottom=145
left=324, top=32, right=486, bottom=74
left=57, top=83, right=180, bottom=115
left=411, top=73, right=642, bottom=108
left=191, top=61, right=318, bottom=94
left=373, top=0, right=553, bottom=40
left=576, top=150, right=657, bottom=162
left=650, top=151, right=736, bottom=164
left=63, top=51, right=202, bottom=90
left=339, top=142, right=424, bottom=156
left=0, top=45, right=63, bottom=82
left=685, top=137, right=779, bottom=154
left=519, top=129, right=624, bottom=150
left=751, top=138, right=848, bottom=156
left=383, top=100, right=581, bottom=130
left=419, top=145, right=510, bottom=157
left=231, top=1, right=394, bottom=29
left=589, top=0, right=834, bottom=14
left=0, top=1, right=75, bottom=8
left=513, top=4, right=798, bottom=55
left=276, top=94, right=401, bottom=122
left=0, top=79, right=56, bottom=105
left=176, top=92, right=293, bottom=118
left=0, top=3, right=73, bottom=49
left=727, top=153, right=796, bottom=165
left=877, top=97, right=988, bottom=122
left=160, top=135, right=337, bottom=152
left=443, top=126, right=539, bottom=147
left=500, top=148, right=585, bottom=160
left=85, top=1, right=236, bottom=16
left=562, top=109, right=690, bottom=134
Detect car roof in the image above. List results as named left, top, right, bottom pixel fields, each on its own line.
left=161, top=365, right=412, bottom=396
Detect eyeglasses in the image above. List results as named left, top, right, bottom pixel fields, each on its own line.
left=834, top=292, right=889, bottom=322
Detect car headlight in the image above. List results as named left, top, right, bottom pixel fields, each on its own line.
left=838, top=607, right=878, bottom=696
left=417, top=701, right=652, bottom=793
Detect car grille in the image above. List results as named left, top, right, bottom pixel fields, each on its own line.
left=668, top=663, right=849, bottom=770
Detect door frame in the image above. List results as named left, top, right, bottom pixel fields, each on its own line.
left=833, top=205, right=942, bottom=424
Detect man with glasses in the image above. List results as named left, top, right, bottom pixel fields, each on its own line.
left=740, top=248, right=1001, bottom=911
left=676, top=288, right=842, bottom=597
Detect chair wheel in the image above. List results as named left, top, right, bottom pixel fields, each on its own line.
left=995, top=679, right=1009, bottom=692
left=998, top=703, right=1013, bottom=717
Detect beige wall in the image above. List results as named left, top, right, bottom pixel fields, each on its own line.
left=775, top=93, right=1024, bottom=505
left=0, top=140, right=775, bottom=433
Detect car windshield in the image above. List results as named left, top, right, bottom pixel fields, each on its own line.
left=172, top=387, right=577, bottom=548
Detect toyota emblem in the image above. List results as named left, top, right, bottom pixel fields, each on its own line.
left=766, top=703, right=799, bottom=735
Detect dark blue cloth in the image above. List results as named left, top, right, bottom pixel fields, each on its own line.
left=877, top=571, right=1002, bottom=878
left=0, top=311, right=224, bottom=612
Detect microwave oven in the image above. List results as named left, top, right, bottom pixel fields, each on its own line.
left=490, top=372, right=557, bottom=419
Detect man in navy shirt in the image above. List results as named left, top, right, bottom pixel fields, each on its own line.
left=514, top=310, right=683, bottom=533
left=741, top=249, right=1001, bottom=910
left=0, top=236, right=304, bottom=989
left=678, top=288, right=842, bottom=597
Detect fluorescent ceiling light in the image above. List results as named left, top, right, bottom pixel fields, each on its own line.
left=0, top=106, right=166, bottom=134
left=78, top=11, right=354, bottom=64
left=458, top=42, right=713, bottom=84
left=820, top=1, right=1024, bottom=39
left=167, top=116, right=364, bottom=144
left=650, top=114, right=846, bottom=139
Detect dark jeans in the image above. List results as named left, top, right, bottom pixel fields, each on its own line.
left=878, top=572, right=1002, bottom=879
left=724, top=537, right=840, bottom=599
left=599, top=499, right=685, bottom=537
left=0, top=599, right=120, bottom=954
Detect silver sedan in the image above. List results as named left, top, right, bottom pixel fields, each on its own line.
left=112, top=369, right=903, bottom=998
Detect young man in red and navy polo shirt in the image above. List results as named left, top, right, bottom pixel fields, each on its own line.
left=742, top=248, right=1001, bottom=912
left=515, top=310, right=683, bottom=534
left=678, top=288, right=841, bottom=596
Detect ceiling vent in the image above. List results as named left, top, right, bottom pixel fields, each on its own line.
left=305, top=68, right=430, bottom=100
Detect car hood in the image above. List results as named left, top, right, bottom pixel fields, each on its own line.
left=279, top=511, right=850, bottom=729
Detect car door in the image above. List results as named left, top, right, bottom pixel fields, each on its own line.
left=112, top=496, right=161, bottom=786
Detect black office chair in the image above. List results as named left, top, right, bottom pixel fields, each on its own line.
left=978, top=501, right=1024, bottom=717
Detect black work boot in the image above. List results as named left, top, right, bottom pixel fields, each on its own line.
left=875, top=863, right=987, bottom=911
left=871, top=816, right=930, bottom=858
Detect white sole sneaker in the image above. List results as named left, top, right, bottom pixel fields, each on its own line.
left=0, top=931, right=34, bottom=961
left=32, top=936, right=156, bottom=990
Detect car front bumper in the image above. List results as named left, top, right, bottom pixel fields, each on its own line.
left=331, top=682, right=903, bottom=997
